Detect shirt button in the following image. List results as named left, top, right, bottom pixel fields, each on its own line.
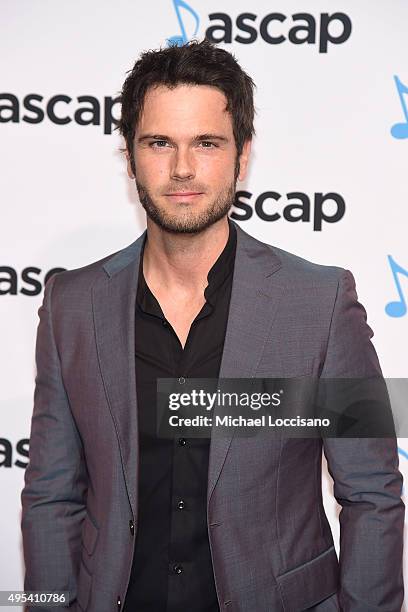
left=178, top=376, right=186, bottom=384
left=117, top=595, right=121, bottom=609
left=178, top=437, right=187, bottom=446
left=162, top=319, right=168, bottom=327
left=129, top=519, right=135, bottom=536
left=173, top=564, right=183, bottom=574
left=177, top=499, right=185, bottom=510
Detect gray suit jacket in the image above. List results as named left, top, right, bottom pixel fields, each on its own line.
left=21, top=220, right=404, bottom=612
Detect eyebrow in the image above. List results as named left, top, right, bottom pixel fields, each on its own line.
left=136, top=133, right=230, bottom=144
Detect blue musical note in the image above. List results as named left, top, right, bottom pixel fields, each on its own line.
left=391, top=75, right=408, bottom=139
left=398, top=446, right=408, bottom=460
left=167, top=0, right=200, bottom=47
left=385, top=255, right=408, bottom=318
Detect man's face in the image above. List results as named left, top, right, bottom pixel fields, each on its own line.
left=127, top=84, right=251, bottom=234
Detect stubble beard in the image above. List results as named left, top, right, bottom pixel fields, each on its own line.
left=135, top=179, right=237, bottom=235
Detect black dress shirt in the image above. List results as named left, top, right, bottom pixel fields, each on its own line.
left=123, top=219, right=237, bottom=612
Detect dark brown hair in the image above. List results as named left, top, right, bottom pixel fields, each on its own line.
left=117, top=39, right=256, bottom=175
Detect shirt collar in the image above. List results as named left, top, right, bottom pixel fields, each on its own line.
left=204, top=217, right=237, bottom=306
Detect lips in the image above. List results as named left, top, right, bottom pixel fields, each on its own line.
left=166, top=192, right=203, bottom=196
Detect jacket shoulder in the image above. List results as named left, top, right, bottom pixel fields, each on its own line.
left=46, top=235, right=144, bottom=291
left=270, top=243, right=345, bottom=283
left=234, top=220, right=346, bottom=285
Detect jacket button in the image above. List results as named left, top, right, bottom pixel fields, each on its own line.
left=129, top=519, right=135, bottom=536
left=117, top=595, right=121, bottom=609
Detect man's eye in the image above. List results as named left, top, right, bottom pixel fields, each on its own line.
left=150, top=140, right=168, bottom=148
left=200, top=141, right=216, bottom=148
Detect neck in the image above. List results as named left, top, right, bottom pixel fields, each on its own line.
left=142, top=216, right=230, bottom=295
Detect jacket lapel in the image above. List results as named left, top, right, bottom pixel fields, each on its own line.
left=92, top=221, right=285, bottom=517
left=206, top=221, right=284, bottom=504
left=92, top=232, right=146, bottom=517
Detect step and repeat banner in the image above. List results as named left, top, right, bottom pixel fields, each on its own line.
left=1, top=0, right=407, bottom=609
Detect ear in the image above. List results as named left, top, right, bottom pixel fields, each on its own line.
left=237, top=139, right=252, bottom=181
left=126, top=151, right=135, bottom=179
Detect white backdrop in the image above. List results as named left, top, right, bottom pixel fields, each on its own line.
left=1, top=1, right=407, bottom=609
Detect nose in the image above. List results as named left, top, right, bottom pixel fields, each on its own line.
left=171, top=146, right=195, bottom=181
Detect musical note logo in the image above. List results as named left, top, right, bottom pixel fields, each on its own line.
left=385, top=255, right=408, bottom=318
left=398, top=446, right=408, bottom=460
left=391, top=75, right=408, bottom=139
left=167, top=0, right=200, bottom=47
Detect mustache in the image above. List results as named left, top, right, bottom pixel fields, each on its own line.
left=163, top=185, right=206, bottom=194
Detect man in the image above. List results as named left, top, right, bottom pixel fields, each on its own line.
left=21, top=40, right=404, bottom=612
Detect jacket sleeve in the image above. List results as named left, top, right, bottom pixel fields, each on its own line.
left=321, top=270, right=405, bottom=611
left=21, top=273, right=88, bottom=611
